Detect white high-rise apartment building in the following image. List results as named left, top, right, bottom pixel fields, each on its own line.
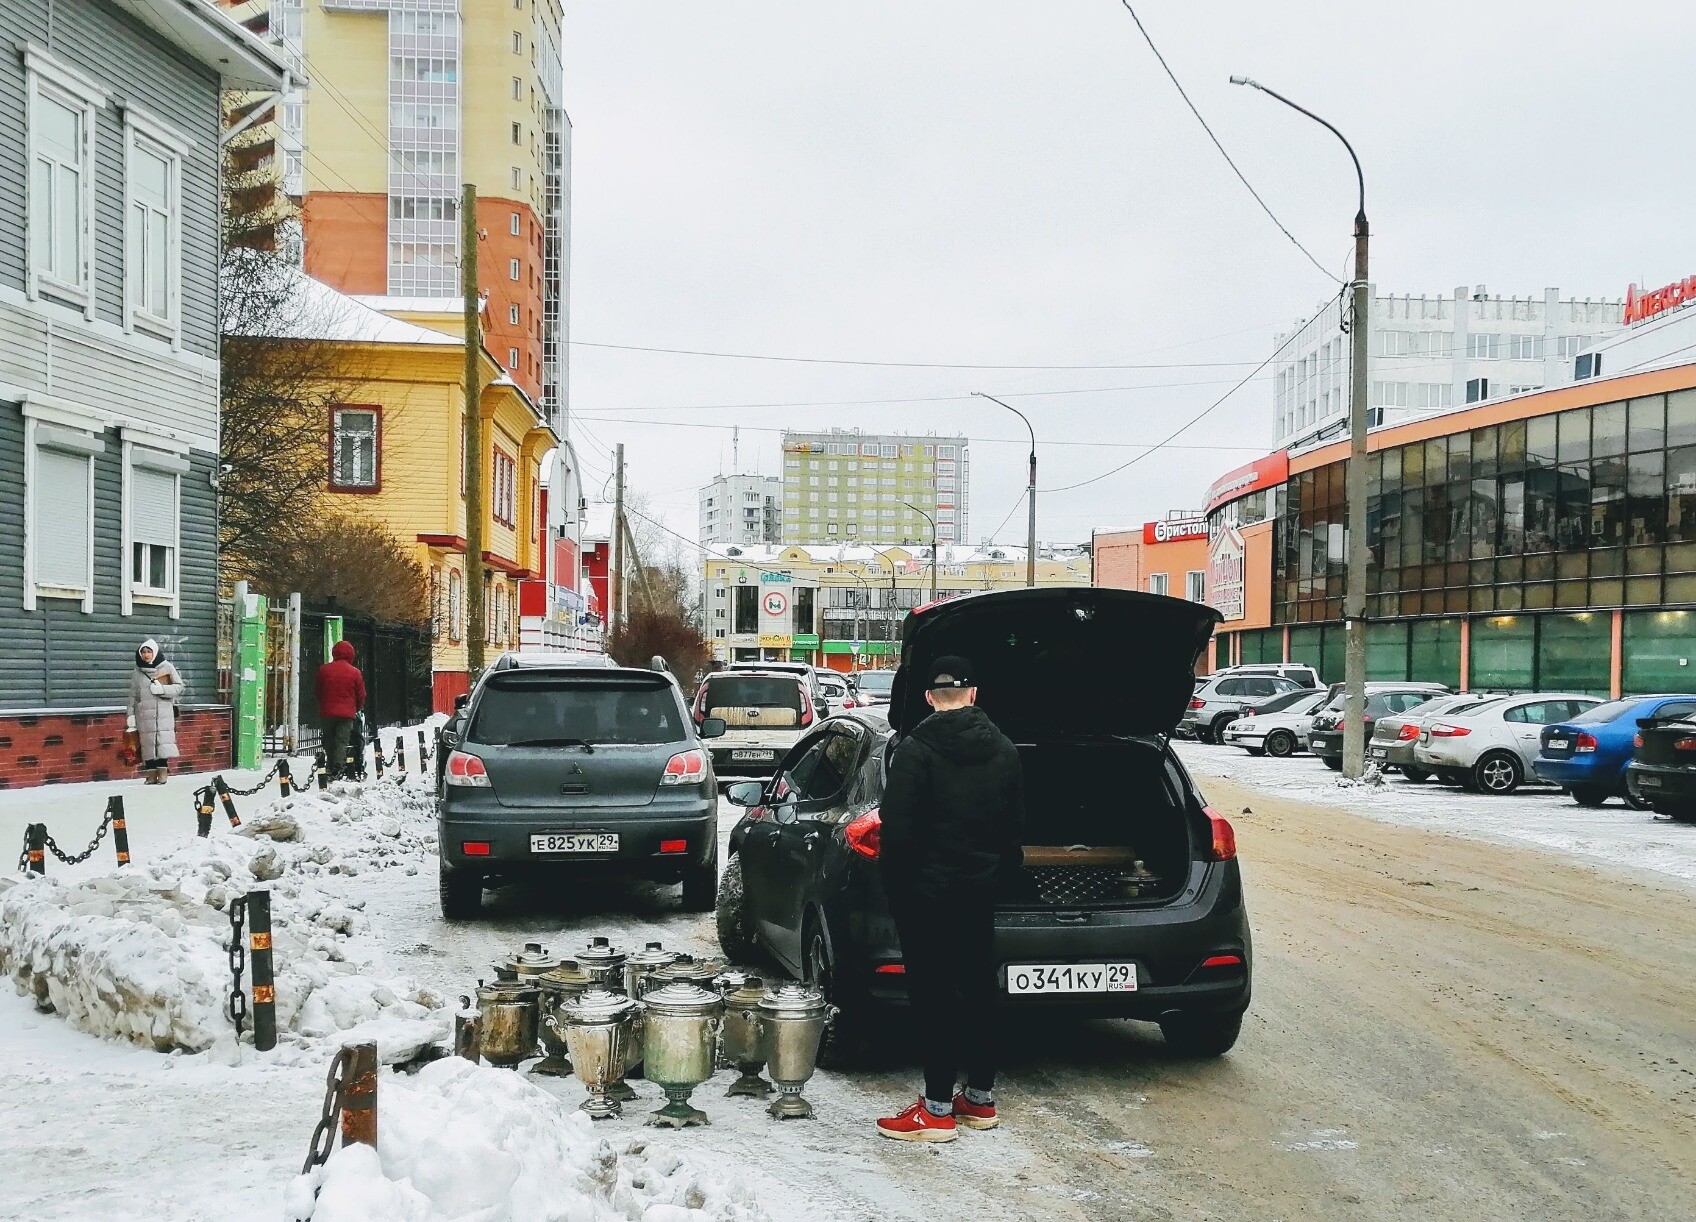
left=1273, top=286, right=1625, bottom=449
left=699, top=474, right=782, bottom=547
left=779, top=430, right=969, bottom=546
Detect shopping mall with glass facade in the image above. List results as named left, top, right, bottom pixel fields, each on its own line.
left=1203, top=298, right=1696, bottom=697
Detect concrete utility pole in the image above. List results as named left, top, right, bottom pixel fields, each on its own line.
left=972, top=392, right=1037, bottom=586
left=610, top=443, right=626, bottom=637
left=462, top=182, right=487, bottom=678
left=1231, top=76, right=1370, bottom=778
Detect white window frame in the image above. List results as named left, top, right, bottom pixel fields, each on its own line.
left=24, top=45, right=105, bottom=318
left=507, top=346, right=519, bottom=369
left=21, top=395, right=109, bottom=613
left=508, top=302, right=520, bottom=325
left=122, top=106, right=190, bottom=346
left=509, top=258, right=520, bottom=280
left=1148, top=573, right=1169, bottom=597
left=1185, top=570, right=1206, bottom=603
left=330, top=407, right=380, bottom=489
left=120, top=428, right=188, bottom=617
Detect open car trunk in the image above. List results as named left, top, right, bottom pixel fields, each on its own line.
left=1003, top=739, right=1193, bottom=909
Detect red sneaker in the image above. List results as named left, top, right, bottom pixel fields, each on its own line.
left=952, top=1093, right=1000, bottom=1130
left=875, top=1099, right=957, bottom=1143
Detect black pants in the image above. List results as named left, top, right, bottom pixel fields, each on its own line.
left=321, top=718, right=354, bottom=778
left=892, top=890, right=998, bottom=1104
left=142, top=758, right=166, bottom=770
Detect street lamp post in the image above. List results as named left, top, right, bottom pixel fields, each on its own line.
left=903, top=502, right=939, bottom=601
left=1231, top=75, right=1370, bottom=780
left=971, top=392, right=1037, bottom=586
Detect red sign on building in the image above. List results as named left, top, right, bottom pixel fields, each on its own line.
left=1142, top=517, right=1209, bottom=545
left=1624, top=275, right=1696, bottom=326
left=1204, top=451, right=1290, bottom=516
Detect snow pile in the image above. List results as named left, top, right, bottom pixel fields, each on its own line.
left=0, top=775, right=447, bottom=1058
left=286, top=1057, right=767, bottom=1222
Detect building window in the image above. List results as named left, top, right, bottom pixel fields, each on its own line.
left=509, top=211, right=521, bottom=236
left=493, top=449, right=517, bottom=525
left=1186, top=570, right=1206, bottom=603
left=510, top=166, right=522, bottom=190
left=430, top=566, right=444, bottom=640
left=1509, top=335, right=1540, bottom=360
left=511, top=31, right=522, bottom=53
left=127, top=449, right=181, bottom=604
left=330, top=407, right=380, bottom=490
left=506, top=347, right=519, bottom=369
left=511, top=121, right=522, bottom=145
left=509, top=303, right=520, bottom=325
left=124, top=115, right=185, bottom=338
left=448, top=569, right=463, bottom=642
left=509, top=258, right=520, bottom=280
left=1148, top=573, right=1169, bottom=596
left=25, top=416, right=101, bottom=611
left=1466, top=377, right=1490, bottom=403
left=26, top=50, right=103, bottom=311
left=1467, top=334, right=1502, bottom=359
left=511, top=76, right=522, bottom=100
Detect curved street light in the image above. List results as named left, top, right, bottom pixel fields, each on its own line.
left=903, top=501, right=939, bottom=601
left=971, top=391, right=1037, bottom=586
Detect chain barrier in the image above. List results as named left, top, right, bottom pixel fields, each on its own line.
left=221, top=759, right=284, bottom=798
left=40, top=808, right=116, bottom=866
left=227, top=893, right=249, bottom=1035
left=301, top=1046, right=353, bottom=1176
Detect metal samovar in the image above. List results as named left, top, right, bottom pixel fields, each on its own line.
left=500, top=940, right=561, bottom=982
left=640, top=982, right=724, bottom=1128
left=715, top=972, right=773, bottom=1098
left=646, top=952, right=725, bottom=993
left=624, top=941, right=681, bottom=999
left=573, top=936, right=628, bottom=991
left=532, top=960, right=593, bottom=1077
left=475, top=979, right=541, bottom=1068
left=758, top=983, right=832, bottom=1119
left=554, top=987, right=640, bottom=1120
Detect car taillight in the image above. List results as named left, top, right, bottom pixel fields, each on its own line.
left=843, top=699, right=858, bottom=708
left=1188, top=698, right=1205, bottom=710
left=692, top=687, right=708, bottom=725
left=1203, top=805, right=1236, bottom=862
left=1635, top=732, right=1645, bottom=748
left=1675, top=737, right=1696, bottom=752
left=800, top=688, right=814, bottom=727
left=1243, top=707, right=1258, bottom=717
left=1428, top=723, right=1470, bottom=738
left=445, top=750, right=490, bottom=787
left=661, top=749, right=708, bottom=785
left=1574, top=732, right=1598, bottom=753
left=1397, top=723, right=1419, bottom=741
left=845, top=808, right=882, bottom=859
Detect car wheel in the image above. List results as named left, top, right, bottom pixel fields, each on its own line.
left=1568, top=785, right=1609, bottom=808
left=805, top=920, right=868, bottom=1070
left=1474, top=751, right=1522, bottom=796
left=681, top=860, right=719, bottom=913
left=1622, top=789, right=1651, bottom=812
left=715, top=854, right=762, bottom=963
left=1210, top=714, right=1238, bottom=743
left=1159, top=1012, right=1243, bottom=1058
left=1264, top=730, right=1296, bottom=758
left=438, top=859, right=482, bottom=920
left=1321, top=755, right=1343, bottom=772
left=1399, top=766, right=1431, bottom=783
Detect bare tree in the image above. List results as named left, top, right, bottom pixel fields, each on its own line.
left=242, top=512, right=429, bottom=625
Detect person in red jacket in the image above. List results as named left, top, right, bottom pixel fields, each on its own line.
left=316, top=640, right=367, bottom=779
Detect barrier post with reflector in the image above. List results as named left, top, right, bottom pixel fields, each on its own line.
left=109, top=796, right=130, bottom=866
left=248, top=889, right=276, bottom=1051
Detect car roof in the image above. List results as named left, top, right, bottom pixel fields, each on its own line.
left=705, top=669, right=805, bottom=684
left=494, top=650, right=618, bottom=669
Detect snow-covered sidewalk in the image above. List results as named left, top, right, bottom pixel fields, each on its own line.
left=1176, top=740, right=1696, bottom=888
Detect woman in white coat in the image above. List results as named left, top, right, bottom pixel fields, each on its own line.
left=129, top=639, right=185, bottom=784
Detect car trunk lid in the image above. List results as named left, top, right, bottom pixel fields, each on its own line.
left=890, top=588, right=1221, bottom=738
left=1635, top=720, right=1696, bottom=767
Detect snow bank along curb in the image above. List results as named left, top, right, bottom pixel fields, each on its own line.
left=0, top=776, right=448, bottom=1059
left=286, top=1057, right=768, bottom=1222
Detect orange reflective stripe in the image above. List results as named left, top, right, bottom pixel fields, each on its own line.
left=252, top=984, right=275, bottom=1003
left=249, top=931, right=272, bottom=950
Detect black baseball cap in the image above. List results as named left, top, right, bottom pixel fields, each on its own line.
left=927, top=655, right=976, bottom=690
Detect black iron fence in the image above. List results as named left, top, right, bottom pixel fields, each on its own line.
left=298, top=608, right=433, bottom=735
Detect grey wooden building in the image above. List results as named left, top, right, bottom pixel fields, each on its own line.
left=0, top=0, right=286, bottom=786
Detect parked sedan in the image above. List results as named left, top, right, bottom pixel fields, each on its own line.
left=717, top=587, right=1252, bottom=1064
left=1180, top=672, right=1305, bottom=743
left=437, top=664, right=726, bottom=918
left=1535, top=694, right=1696, bottom=806
left=1413, top=693, right=1602, bottom=794
left=1220, top=689, right=1328, bottom=756
left=817, top=672, right=861, bottom=714
left=1367, top=692, right=1494, bottom=780
left=1625, top=718, right=1696, bottom=821
left=1308, top=684, right=1451, bottom=770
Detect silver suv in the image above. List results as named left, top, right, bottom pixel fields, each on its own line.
left=1181, top=673, right=1305, bottom=743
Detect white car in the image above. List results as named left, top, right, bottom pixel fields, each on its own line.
left=1221, top=689, right=1329, bottom=757
left=1412, top=693, right=1602, bottom=794
left=816, top=672, right=859, bottom=714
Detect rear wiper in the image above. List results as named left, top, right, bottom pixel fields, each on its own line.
left=506, top=737, right=596, bottom=753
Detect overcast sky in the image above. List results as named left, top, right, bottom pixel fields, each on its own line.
left=559, top=1, right=1696, bottom=550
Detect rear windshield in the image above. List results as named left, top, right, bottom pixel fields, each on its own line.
left=855, top=671, right=895, bottom=695
left=1253, top=688, right=1315, bottom=715
left=703, top=676, right=802, bottom=712
left=1569, top=697, right=1644, bottom=724
left=471, top=678, right=683, bottom=746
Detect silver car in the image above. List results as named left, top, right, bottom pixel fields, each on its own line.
left=1367, top=692, right=1493, bottom=779
left=1412, top=693, right=1602, bottom=794
left=1181, top=673, right=1305, bottom=743
left=1221, top=689, right=1328, bottom=756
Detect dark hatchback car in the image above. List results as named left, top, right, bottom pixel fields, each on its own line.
left=716, top=587, right=1252, bottom=1061
left=1626, top=717, right=1696, bottom=822
left=437, top=664, right=726, bottom=918
left=1308, top=683, right=1451, bottom=770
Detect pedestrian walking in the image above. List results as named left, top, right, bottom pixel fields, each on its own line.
left=315, top=640, right=367, bottom=780
left=129, top=638, right=185, bottom=785
left=874, top=655, right=1024, bottom=1143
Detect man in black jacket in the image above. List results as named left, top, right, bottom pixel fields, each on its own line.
left=875, top=655, right=1024, bottom=1143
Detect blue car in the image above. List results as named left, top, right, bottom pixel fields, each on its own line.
left=1535, top=694, right=1696, bottom=807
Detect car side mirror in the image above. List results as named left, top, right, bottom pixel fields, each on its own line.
left=699, top=716, right=726, bottom=739
left=771, top=800, right=799, bottom=826
left=453, top=694, right=469, bottom=711
left=724, top=780, right=764, bottom=807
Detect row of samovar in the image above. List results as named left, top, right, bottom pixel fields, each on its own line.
left=459, top=937, right=832, bottom=1127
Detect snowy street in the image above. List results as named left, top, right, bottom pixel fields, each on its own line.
left=5, top=746, right=1696, bottom=1219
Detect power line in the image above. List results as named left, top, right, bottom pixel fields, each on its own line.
left=569, top=338, right=1266, bottom=372
left=1040, top=290, right=1342, bottom=494
left=1115, top=1, right=1341, bottom=286
left=985, top=489, right=1028, bottom=544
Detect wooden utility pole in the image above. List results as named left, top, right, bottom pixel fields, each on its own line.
left=462, top=183, right=487, bottom=676
left=622, top=511, right=659, bottom=615
left=610, top=444, right=626, bottom=637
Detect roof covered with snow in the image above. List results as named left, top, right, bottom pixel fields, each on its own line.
left=225, top=255, right=459, bottom=347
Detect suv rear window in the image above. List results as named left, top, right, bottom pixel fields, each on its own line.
left=471, top=677, right=683, bottom=745
left=703, top=676, right=803, bottom=723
